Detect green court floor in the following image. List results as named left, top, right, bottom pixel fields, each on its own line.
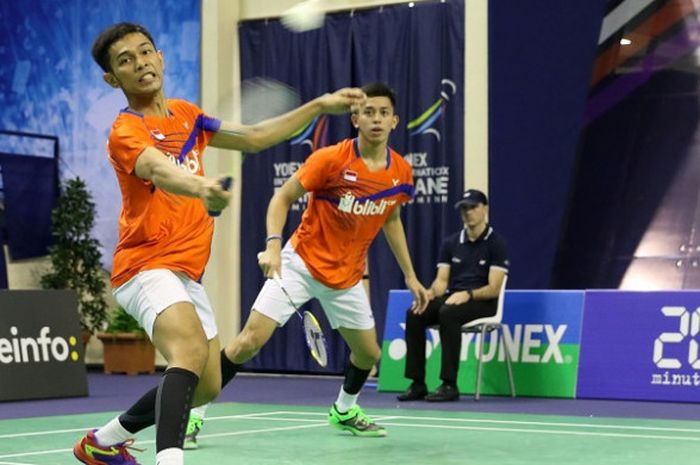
left=1, top=402, right=698, bottom=465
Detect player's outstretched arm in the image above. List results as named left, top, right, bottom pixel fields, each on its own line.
left=258, top=176, right=307, bottom=278
left=209, top=88, right=366, bottom=153
left=382, top=207, right=430, bottom=313
left=134, top=146, right=231, bottom=212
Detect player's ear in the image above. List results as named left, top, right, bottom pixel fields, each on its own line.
left=351, top=113, right=359, bottom=128
left=103, top=72, right=120, bottom=89
left=157, top=50, right=165, bottom=70
left=391, top=114, right=399, bottom=129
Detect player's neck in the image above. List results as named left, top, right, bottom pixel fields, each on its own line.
left=465, top=222, right=486, bottom=241
left=356, top=137, right=387, bottom=168
left=126, top=91, right=169, bottom=117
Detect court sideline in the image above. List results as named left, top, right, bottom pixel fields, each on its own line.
left=1, top=373, right=699, bottom=464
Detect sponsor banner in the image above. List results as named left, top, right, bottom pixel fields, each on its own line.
left=0, top=290, right=88, bottom=401
left=403, top=152, right=451, bottom=207
left=378, top=290, right=585, bottom=397
left=578, top=291, right=700, bottom=402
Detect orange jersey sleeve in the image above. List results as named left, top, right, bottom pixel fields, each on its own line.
left=295, top=144, right=346, bottom=192
left=108, top=117, right=152, bottom=175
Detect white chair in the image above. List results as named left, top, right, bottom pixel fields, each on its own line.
left=462, top=275, right=515, bottom=400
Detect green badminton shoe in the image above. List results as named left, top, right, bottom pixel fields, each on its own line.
left=328, top=404, right=387, bottom=437
left=184, top=412, right=204, bottom=450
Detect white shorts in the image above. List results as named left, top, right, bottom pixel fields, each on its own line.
left=112, top=269, right=218, bottom=340
left=252, top=243, right=374, bottom=330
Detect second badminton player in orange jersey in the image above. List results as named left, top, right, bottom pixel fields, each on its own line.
left=215, top=82, right=430, bottom=438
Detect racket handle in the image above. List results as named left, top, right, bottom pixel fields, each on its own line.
left=257, top=252, right=282, bottom=281
left=208, top=176, right=233, bottom=217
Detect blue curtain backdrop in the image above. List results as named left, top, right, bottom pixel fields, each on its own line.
left=239, top=0, right=464, bottom=373
left=0, top=194, right=6, bottom=288
left=0, top=154, right=57, bottom=260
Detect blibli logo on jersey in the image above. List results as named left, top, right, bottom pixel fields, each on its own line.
left=338, top=192, right=356, bottom=212
left=338, top=192, right=396, bottom=216
left=166, top=149, right=200, bottom=174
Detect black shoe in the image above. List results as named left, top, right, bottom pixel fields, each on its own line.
left=396, top=382, right=428, bottom=401
left=425, top=383, right=459, bottom=402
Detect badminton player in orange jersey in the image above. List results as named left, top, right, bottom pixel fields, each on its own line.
left=210, top=82, right=429, bottom=438
left=72, top=22, right=365, bottom=465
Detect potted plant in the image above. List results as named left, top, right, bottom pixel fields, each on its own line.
left=40, top=177, right=109, bottom=345
left=97, top=307, right=156, bottom=375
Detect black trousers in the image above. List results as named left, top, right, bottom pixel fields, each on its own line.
left=404, top=295, right=497, bottom=385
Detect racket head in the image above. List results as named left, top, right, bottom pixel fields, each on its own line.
left=240, top=78, right=301, bottom=125
left=302, top=310, right=328, bottom=367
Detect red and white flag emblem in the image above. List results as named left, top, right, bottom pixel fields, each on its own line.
left=343, top=170, right=358, bottom=182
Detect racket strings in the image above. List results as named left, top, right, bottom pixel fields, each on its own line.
left=268, top=271, right=329, bottom=367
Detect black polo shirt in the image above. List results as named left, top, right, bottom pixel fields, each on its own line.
left=437, top=224, right=509, bottom=292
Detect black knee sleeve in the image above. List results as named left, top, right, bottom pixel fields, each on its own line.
left=155, top=367, right=199, bottom=452
left=343, top=362, right=371, bottom=395
left=118, top=386, right=158, bottom=434
left=221, top=349, right=243, bottom=388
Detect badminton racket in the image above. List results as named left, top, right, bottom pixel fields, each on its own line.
left=213, top=77, right=301, bottom=181
left=257, top=252, right=328, bottom=367
left=240, top=78, right=301, bottom=125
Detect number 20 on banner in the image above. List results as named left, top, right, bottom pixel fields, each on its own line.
left=653, top=306, right=700, bottom=370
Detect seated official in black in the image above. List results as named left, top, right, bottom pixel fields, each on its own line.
left=398, top=189, right=509, bottom=402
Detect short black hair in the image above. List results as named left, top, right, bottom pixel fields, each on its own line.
left=361, top=82, right=396, bottom=110
left=92, top=22, right=156, bottom=72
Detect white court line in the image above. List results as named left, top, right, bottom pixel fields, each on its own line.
left=0, top=448, right=73, bottom=460
left=268, top=411, right=700, bottom=434
left=8, top=409, right=695, bottom=439
left=197, top=410, right=292, bottom=422
left=197, top=421, right=328, bottom=440
left=211, top=414, right=399, bottom=424
left=0, top=411, right=286, bottom=439
left=0, top=423, right=329, bottom=459
left=379, top=422, right=700, bottom=442
left=0, top=461, right=37, bottom=465
left=0, top=427, right=97, bottom=440
left=2, top=411, right=699, bottom=460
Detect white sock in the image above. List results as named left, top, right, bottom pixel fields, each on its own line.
left=191, top=403, right=209, bottom=419
left=156, top=447, right=184, bottom=465
left=335, top=388, right=359, bottom=413
left=94, top=417, right=132, bottom=446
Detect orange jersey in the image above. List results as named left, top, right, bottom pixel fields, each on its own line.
left=291, top=138, right=414, bottom=289
left=108, top=99, right=221, bottom=288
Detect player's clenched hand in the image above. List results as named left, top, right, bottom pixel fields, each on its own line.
left=407, top=276, right=430, bottom=314
left=318, top=88, right=366, bottom=115
left=199, top=176, right=232, bottom=213
left=257, top=249, right=282, bottom=279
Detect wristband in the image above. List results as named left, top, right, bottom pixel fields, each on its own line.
left=362, top=274, right=370, bottom=280
left=265, top=234, right=283, bottom=243
left=467, top=289, right=474, bottom=300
